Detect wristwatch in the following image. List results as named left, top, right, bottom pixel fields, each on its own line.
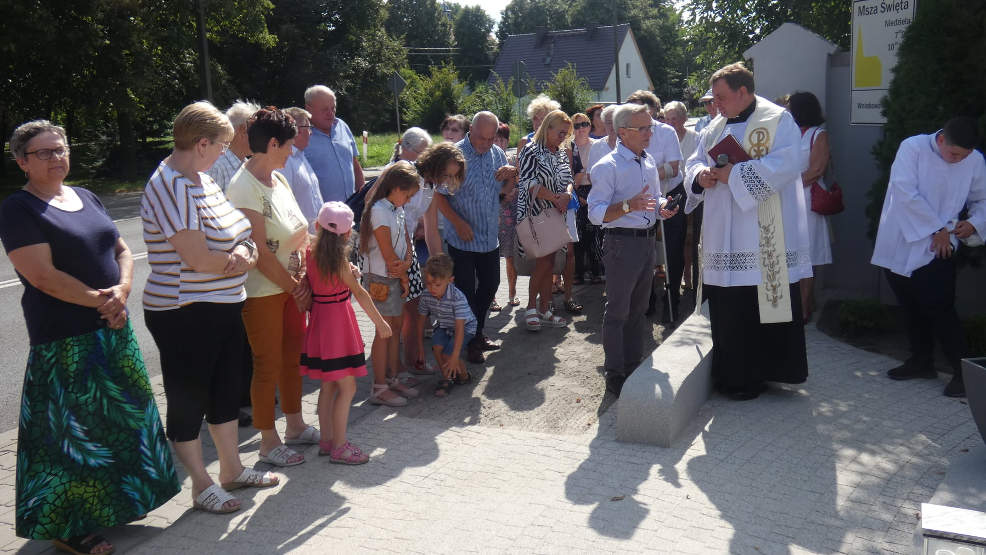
left=237, top=238, right=257, bottom=258
left=622, top=200, right=631, bottom=213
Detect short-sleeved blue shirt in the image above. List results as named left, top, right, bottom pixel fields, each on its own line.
left=0, top=188, right=121, bottom=345
left=305, top=118, right=359, bottom=203
left=439, top=135, right=507, bottom=253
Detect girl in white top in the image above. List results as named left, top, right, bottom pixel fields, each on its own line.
left=357, top=161, right=420, bottom=407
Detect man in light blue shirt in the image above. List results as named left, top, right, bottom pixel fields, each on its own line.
left=281, top=107, right=324, bottom=233
left=588, top=103, right=677, bottom=396
left=434, top=111, right=516, bottom=362
left=304, top=85, right=365, bottom=202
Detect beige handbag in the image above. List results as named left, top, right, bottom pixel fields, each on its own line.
left=516, top=191, right=573, bottom=260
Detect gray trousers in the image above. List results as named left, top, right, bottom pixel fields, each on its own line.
left=601, top=232, right=656, bottom=376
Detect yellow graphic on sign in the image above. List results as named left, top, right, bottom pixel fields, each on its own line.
left=854, top=28, right=882, bottom=87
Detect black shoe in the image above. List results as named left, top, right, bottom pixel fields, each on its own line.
left=719, top=382, right=767, bottom=401
left=944, top=375, right=966, bottom=397
left=887, top=363, right=937, bottom=381
left=467, top=344, right=485, bottom=363
left=237, top=409, right=252, bottom=428
left=606, top=374, right=627, bottom=397
left=474, top=335, right=501, bottom=351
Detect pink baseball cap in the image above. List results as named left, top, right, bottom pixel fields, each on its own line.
left=317, top=201, right=354, bottom=234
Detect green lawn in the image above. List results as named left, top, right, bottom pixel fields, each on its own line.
left=361, top=132, right=444, bottom=167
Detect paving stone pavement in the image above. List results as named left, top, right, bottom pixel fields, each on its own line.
left=0, top=268, right=980, bottom=553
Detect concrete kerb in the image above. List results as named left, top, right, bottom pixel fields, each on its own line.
left=616, top=303, right=713, bottom=447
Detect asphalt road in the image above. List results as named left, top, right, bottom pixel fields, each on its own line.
left=0, top=191, right=155, bottom=432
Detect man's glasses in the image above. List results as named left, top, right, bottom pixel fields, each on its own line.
left=25, top=146, right=70, bottom=160
left=573, top=122, right=591, bottom=130
left=622, top=125, right=653, bottom=134
left=703, top=100, right=715, bottom=106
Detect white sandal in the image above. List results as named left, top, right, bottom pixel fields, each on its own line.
left=193, top=484, right=240, bottom=514
left=284, top=425, right=320, bottom=445
left=369, top=383, right=407, bottom=407
left=258, top=444, right=305, bottom=467
left=539, top=309, right=569, bottom=327
left=524, top=308, right=541, bottom=331
left=389, top=377, right=419, bottom=398
left=220, top=467, right=279, bottom=490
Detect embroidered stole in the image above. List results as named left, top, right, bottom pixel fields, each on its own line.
left=704, top=97, right=792, bottom=323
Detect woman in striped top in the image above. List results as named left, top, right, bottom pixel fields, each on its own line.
left=141, top=102, right=280, bottom=515
left=516, top=109, right=575, bottom=331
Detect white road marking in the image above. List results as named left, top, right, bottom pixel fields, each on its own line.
left=0, top=217, right=145, bottom=290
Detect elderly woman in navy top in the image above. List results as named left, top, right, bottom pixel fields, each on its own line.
left=0, top=120, right=180, bottom=555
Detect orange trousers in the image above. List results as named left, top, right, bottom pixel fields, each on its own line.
left=242, top=292, right=306, bottom=430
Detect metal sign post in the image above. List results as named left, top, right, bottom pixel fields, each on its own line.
left=512, top=60, right=526, bottom=133
left=387, top=72, right=407, bottom=135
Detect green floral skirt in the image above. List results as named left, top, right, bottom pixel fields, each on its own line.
left=16, top=322, right=180, bottom=540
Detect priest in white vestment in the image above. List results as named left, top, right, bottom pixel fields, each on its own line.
left=871, top=117, right=986, bottom=398
left=684, top=62, right=812, bottom=400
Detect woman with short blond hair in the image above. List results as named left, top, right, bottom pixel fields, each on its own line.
left=516, top=110, right=575, bottom=330
left=142, top=101, right=277, bottom=516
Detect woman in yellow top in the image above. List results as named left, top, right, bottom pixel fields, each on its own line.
left=226, top=107, right=317, bottom=467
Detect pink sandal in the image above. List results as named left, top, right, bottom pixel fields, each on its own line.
left=329, top=441, right=369, bottom=465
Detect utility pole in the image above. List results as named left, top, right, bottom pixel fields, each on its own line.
left=612, top=1, right=621, bottom=104
left=195, top=0, right=213, bottom=101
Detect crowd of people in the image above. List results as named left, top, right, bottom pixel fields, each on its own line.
left=2, top=59, right=984, bottom=553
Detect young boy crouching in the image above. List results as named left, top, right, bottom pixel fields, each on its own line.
left=418, top=253, right=478, bottom=397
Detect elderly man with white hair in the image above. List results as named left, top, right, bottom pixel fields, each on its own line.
left=280, top=107, right=324, bottom=232
left=304, top=85, right=365, bottom=202
left=588, top=103, right=678, bottom=396
left=434, top=111, right=517, bottom=363
left=206, top=99, right=259, bottom=191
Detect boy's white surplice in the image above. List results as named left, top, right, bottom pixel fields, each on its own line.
left=871, top=133, right=986, bottom=277
left=684, top=97, right=812, bottom=313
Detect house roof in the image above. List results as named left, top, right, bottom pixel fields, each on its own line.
left=489, top=24, right=631, bottom=91
left=743, top=22, right=838, bottom=59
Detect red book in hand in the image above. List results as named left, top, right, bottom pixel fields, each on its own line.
left=708, top=134, right=751, bottom=165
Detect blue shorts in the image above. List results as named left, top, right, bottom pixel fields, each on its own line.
left=432, top=327, right=474, bottom=356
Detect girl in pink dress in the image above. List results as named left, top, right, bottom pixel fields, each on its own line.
left=301, top=202, right=391, bottom=464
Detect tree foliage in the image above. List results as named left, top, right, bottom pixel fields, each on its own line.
left=462, top=75, right=519, bottom=125
left=1, top=0, right=408, bottom=177
left=453, top=6, right=496, bottom=84
left=400, top=64, right=468, bottom=132
left=865, top=0, right=986, bottom=238
left=386, top=0, right=455, bottom=72
left=541, top=64, right=594, bottom=118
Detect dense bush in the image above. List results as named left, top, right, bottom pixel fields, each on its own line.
left=540, top=64, right=594, bottom=119
left=837, top=299, right=893, bottom=336
left=461, top=75, right=519, bottom=125
left=400, top=64, right=468, bottom=133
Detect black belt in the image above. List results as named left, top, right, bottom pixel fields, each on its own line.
left=313, top=291, right=351, bottom=304
left=605, top=226, right=656, bottom=238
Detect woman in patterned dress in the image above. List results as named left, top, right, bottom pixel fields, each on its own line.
left=516, top=110, right=575, bottom=331
left=1, top=120, right=180, bottom=555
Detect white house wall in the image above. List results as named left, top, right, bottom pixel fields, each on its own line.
left=743, top=23, right=837, bottom=113
left=598, top=32, right=653, bottom=103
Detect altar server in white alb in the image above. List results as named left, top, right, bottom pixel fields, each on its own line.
left=684, top=62, right=812, bottom=401
left=871, top=116, right=986, bottom=398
